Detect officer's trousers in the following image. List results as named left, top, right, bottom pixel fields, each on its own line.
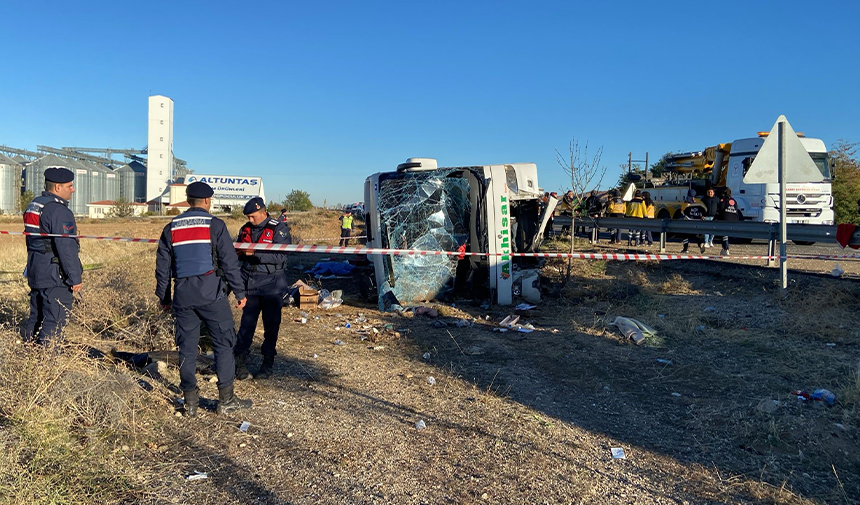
left=23, top=286, right=73, bottom=345
left=173, top=298, right=237, bottom=392
left=235, top=294, right=283, bottom=358
left=339, top=228, right=351, bottom=247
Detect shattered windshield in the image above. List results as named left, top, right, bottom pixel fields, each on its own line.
left=376, top=169, right=472, bottom=306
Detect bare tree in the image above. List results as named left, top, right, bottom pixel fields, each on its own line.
left=555, top=137, right=608, bottom=283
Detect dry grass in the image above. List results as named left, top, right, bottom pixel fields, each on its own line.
left=0, top=340, right=170, bottom=504
left=0, top=217, right=858, bottom=504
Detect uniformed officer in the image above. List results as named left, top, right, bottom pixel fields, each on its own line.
left=22, top=167, right=83, bottom=346
left=155, top=182, right=252, bottom=417
left=234, top=197, right=292, bottom=380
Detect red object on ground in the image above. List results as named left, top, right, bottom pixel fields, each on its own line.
left=836, top=223, right=859, bottom=249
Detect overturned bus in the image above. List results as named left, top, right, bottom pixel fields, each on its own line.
left=363, top=158, right=557, bottom=308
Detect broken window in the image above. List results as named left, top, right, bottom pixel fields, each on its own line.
left=376, top=169, right=473, bottom=306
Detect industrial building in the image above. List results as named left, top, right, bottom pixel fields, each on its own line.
left=0, top=95, right=189, bottom=215
left=1, top=94, right=266, bottom=216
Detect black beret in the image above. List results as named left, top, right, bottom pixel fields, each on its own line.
left=186, top=181, right=214, bottom=198
left=243, top=197, right=266, bottom=215
left=44, top=167, right=74, bottom=183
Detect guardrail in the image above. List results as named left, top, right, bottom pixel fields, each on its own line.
left=553, top=216, right=860, bottom=264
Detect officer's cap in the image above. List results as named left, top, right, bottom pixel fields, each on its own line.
left=44, top=167, right=74, bottom=183
left=243, top=197, right=266, bottom=215
left=186, top=181, right=214, bottom=199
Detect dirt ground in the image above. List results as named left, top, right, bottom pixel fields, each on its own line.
left=1, top=218, right=859, bottom=504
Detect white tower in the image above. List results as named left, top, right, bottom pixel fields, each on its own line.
left=147, top=95, right=174, bottom=203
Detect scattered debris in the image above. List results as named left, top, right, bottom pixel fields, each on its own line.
left=826, top=343, right=837, bottom=347
left=791, top=389, right=835, bottom=405
left=658, top=314, right=666, bottom=318
left=756, top=399, right=780, bottom=413
left=611, top=317, right=657, bottom=345
left=655, top=359, right=673, bottom=365
left=372, top=346, right=385, bottom=351
left=671, top=392, right=681, bottom=397
left=515, top=303, right=537, bottom=311
left=831, top=263, right=845, bottom=278
left=334, top=339, right=345, bottom=346
left=426, top=376, right=436, bottom=385
left=415, top=420, right=427, bottom=430
left=696, top=325, right=706, bottom=331
left=422, top=352, right=431, bottom=360
left=186, top=471, right=209, bottom=481
left=704, top=306, right=716, bottom=312
left=239, top=421, right=250, bottom=432
left=453, top=318, right=472, bottom=328
left=610, top=448, right=626, bottom=459
left=413, top=307, right=438, bottom=318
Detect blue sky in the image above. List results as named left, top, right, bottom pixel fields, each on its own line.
left=2, top=1, right=859, bottom=206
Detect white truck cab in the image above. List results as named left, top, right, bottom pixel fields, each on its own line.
left=364, top=158, right=556, bottom=307
left=725, top=136, right=833, bottom=224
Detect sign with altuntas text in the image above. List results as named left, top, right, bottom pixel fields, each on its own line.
left=183, top=175, right=266, bottom=201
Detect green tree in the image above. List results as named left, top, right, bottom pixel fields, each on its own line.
left=19, top=190, right=35, bottom=213
left=283, top=189, right=313, bottom=212
left=830, top=139, right=860, bottom=225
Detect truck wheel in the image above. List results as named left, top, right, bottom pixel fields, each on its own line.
left=673, top=211, right=683, bottom=220
left=657, top=209, right=671, bottom=220
left=791, top=240, right=815, bottom=246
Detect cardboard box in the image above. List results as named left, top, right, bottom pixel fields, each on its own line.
left=298, top=286, right=318, bottom=308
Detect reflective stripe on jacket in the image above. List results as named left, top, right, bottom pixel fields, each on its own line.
left=170, top=211, right=213, bottom=278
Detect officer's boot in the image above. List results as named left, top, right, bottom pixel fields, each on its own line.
left=216, top=384, right=253, bottom=415
left=183, top=388, right=199, bottom=418
left=235, top=353, right=251, bottom=380
left=255, top=355, right=275, bottom=380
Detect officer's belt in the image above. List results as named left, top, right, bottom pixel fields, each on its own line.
left=241, top=263, right=285, bottom=274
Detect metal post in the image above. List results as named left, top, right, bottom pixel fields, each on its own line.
left=778, top=122, right=788, bottom=291
left=628, top=152, right=632, bottom=174
left=645, top=152, right=650, bottom=179
left=767, top=239, right=776, bottom=268
left=659, top=231, right=666, bottom=253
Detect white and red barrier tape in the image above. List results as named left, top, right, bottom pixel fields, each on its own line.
left=3, top=230, right=860, bottom=261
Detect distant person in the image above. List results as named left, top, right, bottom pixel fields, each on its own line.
left=607, top=189, right=626, bottom=244
left=234, top=197, right=292, bottom=381
left=681, top=191, right=705, bottom=254
left=625, top=190, right=645, bottom=246
left=641, top=191, right=655, bottom=247
left=278, top=208, right=288, bottom=223
left=155, top=181, right=252, bottom=417
left=717, top=187, right=743, bottom=256
left=585, top=190, right=604, bottom=244
left=22, top=167, right=83, bottom=346
left=701, top=188, right=719, bottom=248
left=339, top=209, right=354, bottom=246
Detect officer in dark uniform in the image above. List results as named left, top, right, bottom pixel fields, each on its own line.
left=234, top=197, right=292, bottom=380
left=23, top=167, right=83, bottom=346
left=155, top=182, right=252, bottom=417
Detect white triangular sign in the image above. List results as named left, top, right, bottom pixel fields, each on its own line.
left=622, top=182, right=636, bottom=202
left=743, top=115, right=824, bottom=184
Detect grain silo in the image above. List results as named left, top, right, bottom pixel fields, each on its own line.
left=117, top=164, right=135, bottom=201
left=25, top=154, right=75, bottom=195
left=105, top=166, right=120, bottom=202
left=88, top=161, right=107, bottom=204
left=0, top=153, right=22, bottom=214
left=64, top=158, right=91, bottom=215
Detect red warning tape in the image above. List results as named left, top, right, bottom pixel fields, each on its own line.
left=3, top=230, right=860, bottom=261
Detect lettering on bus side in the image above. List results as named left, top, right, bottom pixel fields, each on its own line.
left=499, top=195, right=511, bottom=279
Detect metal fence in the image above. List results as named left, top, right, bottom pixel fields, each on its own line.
left=554, top=216, right=860, bottom=259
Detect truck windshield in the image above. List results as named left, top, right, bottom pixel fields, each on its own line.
left=810, top=153, right=831, bottom=181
